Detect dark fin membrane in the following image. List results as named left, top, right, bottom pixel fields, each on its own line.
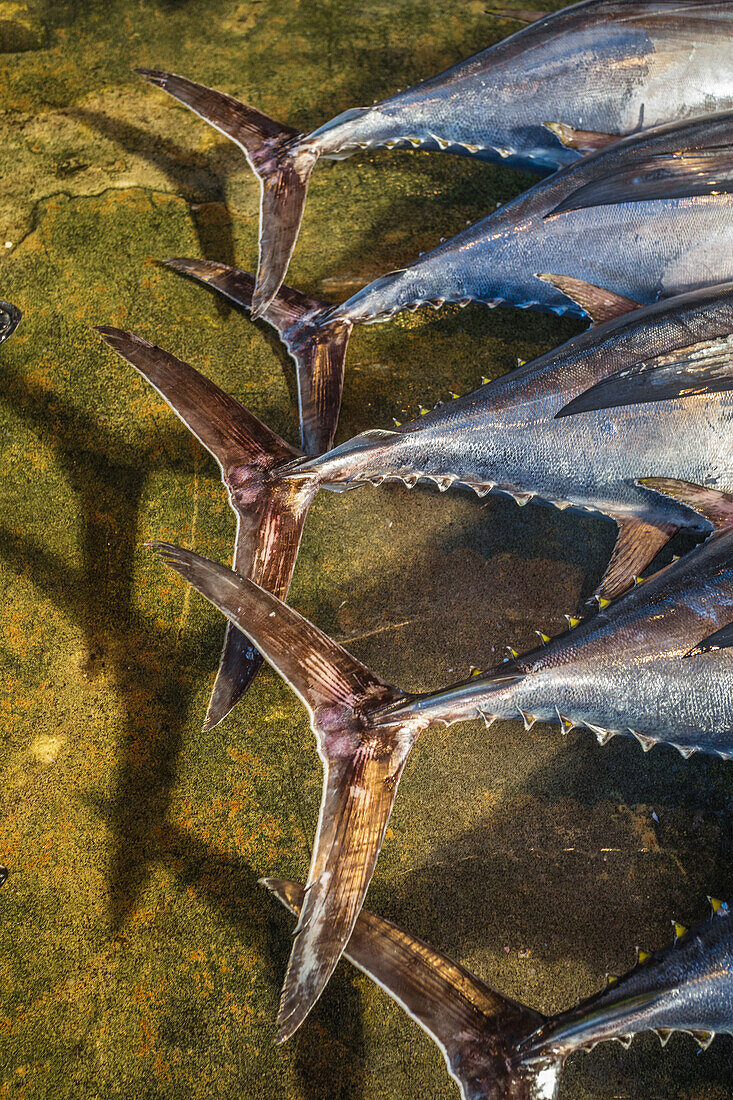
left=549, top=148, right=733, bottom=219
left=97, top=327, right=315, bottom=727
left=137, top=70, right=316, bottom=317
left=556, top=334, right=733, bottom=417
left=536, top=274, right=639, bottom=324
left=597, top=515, right=678, bottom=601
left=639, top=478, right=733, bottom=533
left=543, top=122, right=620, bottom=155
left=685, top=621, right=733, bottom=657
left=149, top=545, right=416, bottom=1040
left=0, top=301, right=21, bottom=344
left=166, top=257, right=350, bottom=456
left=263, top=878, right=561, bottom=1099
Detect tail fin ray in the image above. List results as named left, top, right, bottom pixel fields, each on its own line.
left=265, top=879, right=560, bottom=1098
left=151, top=546, right=416, bottom=1039
left=137, top=70, right=316, bottom=316
left=166, top=258, right=349, bottom=455
left=98, top=328, right=313, bottom=725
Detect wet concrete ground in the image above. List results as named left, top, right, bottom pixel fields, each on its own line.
left=0, top=1, right=732, bottom=1097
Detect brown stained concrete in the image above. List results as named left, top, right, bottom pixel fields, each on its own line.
left=0, top=2, right=731, bottom=1098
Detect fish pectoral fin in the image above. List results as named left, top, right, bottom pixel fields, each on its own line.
left=548, top=147, right=733, bottom=219
left=263, top=881, right=549, bottom=1093
left=597, top=516, right=678, bottom=602
left=543, top=122, right=620, bottom=155
left=556, top=334, right=733, bottom=418
left=639, top=479, right=733, bottom=533
left=536, top=274, right=640, bottom=325
left=273, top=739, right=410, bottom=1042
left=684, top=621, right=733, bottom=658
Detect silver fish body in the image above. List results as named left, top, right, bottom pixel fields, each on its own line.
left=289, top=284, right=733, bottom=598
left=0, top=300, right=21, bottom=345
left=331, top=111, right=733, bottom=324
left=526, top=906, right=733, bottom=1060
left=144, top=1, right=733, bottom=317
left=391, top=516, right=733, bottom=759
left=172, top=110, right=733, bottom=456
left=308, top=1, right=733, bottom=175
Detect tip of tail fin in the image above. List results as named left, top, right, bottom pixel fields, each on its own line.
left=98, top=326, right=315, bottom=725
left=165, top=258, right=350, bottom=455
left=150, top=545, right=417, bottom=1039
left=137, top=68, right=316, bottom=316
left=0, top=301, right=21, bottom=344
left=264, top=878, right=560, bottom=1098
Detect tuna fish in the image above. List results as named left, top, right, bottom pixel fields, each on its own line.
left=0, top=301, right=21, bottom=344
left=98, top=280, right=733, bottom=733
left=265, top=878, right=733, bottom=1100
left=138, top=0, right=733, bottom=316
left=166, top=106, right=733, bottom=453
left=148, top=478, right=733, bottom=1038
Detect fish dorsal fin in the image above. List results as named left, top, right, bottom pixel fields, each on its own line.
left=556, top=334, right=733, bottom=418
left=536, top=274, right=640, bottom=324
left=596, top=516, right=678, bottom=602
left=548, top=148, right=733, bottom=219
left=639, top=478, right=733, bottom=532
left=543, top=122, right=620, bottom=155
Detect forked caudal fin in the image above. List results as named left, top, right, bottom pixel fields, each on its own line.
left=166, top=257, right=350, bottom=456
left=150, top=545, right=421, bottom=1041
left=97, top=327, right=317, bottom=729
left=137, top=70, right=317, bottom=318
left=264, top=879, right=560, bottom=1099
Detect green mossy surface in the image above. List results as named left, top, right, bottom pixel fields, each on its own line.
left=0, top=2, right=732, bottom=1097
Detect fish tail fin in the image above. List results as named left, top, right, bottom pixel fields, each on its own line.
left=136, top=69, right=317, bottom=315
left=264, top=878, right=562, bottom=1096
left=97, top=327, right=320, bottom=726
left=166, top=257, right=351, bottom=456
left=149, top=546, right=416, bottom=1039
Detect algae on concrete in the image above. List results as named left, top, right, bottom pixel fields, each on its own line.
left=0, top=2, right=732, bottom=1098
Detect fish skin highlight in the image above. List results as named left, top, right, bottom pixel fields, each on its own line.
left=149, top=487, right=733, bottom=1036
left=168, top=109, right=733, bottom=452
left=140, top=0, right=733, bottom=314
left=266, top=878, right=733, bottom=1100
left=163, top=282, right=733, bottom=602
left=0, top=301, right=21, bottom=344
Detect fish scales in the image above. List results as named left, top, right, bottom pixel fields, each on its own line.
left=143, top=0, right=733, bottom=316
left=301, top=285, right=733, bottom=530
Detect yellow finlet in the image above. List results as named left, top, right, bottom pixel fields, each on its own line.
left=598, top=596, right=611, bottom=610
left=565, top=615, right=580, bottom=629
left=636, top=948, right=651, bottom=965
left=673, top=921, right=688, bottom=941
left=536, top=631, right=550, bottom=645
